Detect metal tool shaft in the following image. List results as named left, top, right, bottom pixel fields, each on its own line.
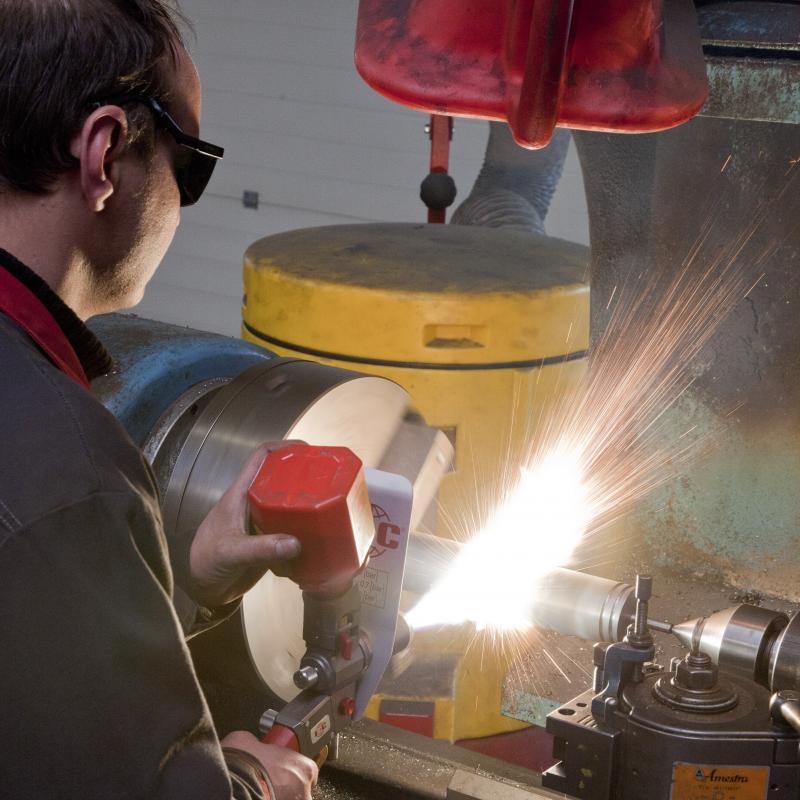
left=779, top=699, right=800, bottom=733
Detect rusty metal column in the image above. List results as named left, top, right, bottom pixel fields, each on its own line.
left=574, top=111, right=800, bottom=598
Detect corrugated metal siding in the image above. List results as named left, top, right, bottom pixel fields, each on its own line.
left=134, top=1, right=589, bottom=336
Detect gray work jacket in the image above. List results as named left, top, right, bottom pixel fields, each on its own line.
left=0, top=252, right=269, bottom=799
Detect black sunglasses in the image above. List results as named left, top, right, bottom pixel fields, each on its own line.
left=90, top=94, right=224, bottom=206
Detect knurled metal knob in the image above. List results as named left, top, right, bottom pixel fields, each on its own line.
left=635, top=575, right=652, bottom=603
left=293, top=665, right=320, bottom=690
left=259, top=708, right=279, bottom=735
left=628, top=574, right=654, bottom=649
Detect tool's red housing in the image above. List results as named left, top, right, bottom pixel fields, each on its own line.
left=248, top=444, right=375, bottom=595
left=355, top=0, right=708, bottom=148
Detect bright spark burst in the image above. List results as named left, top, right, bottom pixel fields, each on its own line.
left=407, top=447, right=594, bottom=631
left=407, top=159, right=799, bottom=635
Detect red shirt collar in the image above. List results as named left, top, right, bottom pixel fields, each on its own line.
left=0, top=263, right=91, bottom=389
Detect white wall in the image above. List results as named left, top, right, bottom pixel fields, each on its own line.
left=134, top=0, right=589, bottom=336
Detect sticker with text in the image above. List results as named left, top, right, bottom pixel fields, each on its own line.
left=310, top=714, right=331, bottom=744
left=358, top=567, right=389, bottom=609
left=670, top=763, right=769, bottom=800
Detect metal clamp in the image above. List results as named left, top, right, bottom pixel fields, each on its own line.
left=591, top=575, right=656, bottom=724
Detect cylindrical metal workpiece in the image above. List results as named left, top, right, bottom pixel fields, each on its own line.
left=529, top=568, right=636, bottom=642
left=404, top=532, right=636, bottom=642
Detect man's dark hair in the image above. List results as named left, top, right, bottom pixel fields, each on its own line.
left=0, top=0, right=188, bottom=194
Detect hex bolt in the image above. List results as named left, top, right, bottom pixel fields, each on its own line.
left=675, top=651, right=718, bottom=691
left=294, top=665, right=320, bottom=690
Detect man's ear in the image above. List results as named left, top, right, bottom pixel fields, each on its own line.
left=69, top=106, right=130, bottom=212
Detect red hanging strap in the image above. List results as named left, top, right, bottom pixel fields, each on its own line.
left=426, top=113, right=454, bottom=224
left=0, top=267, right=90, bottom=390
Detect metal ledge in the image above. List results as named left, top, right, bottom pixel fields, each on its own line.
left=324, top=719, right=560, bottom=800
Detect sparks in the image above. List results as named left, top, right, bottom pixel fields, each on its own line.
left=407, top=163, right=798, bottom=636
left=407, top=447, right=594, bottom=630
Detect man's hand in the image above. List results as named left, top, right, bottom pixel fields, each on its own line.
left=189, top=441, right=302, bottom=608
left=222, top=731, right=318, bottom=800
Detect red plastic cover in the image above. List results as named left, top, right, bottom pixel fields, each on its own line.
left=248, top=444, right=374, bottom=595
left=355, top=0, right=708, bottom=148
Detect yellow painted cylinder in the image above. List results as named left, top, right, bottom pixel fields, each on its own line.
left=242, top=223, right=589, bottom=540
left=242, top=223, right=589, bottom=740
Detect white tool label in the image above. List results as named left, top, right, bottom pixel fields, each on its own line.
left=670, top=763, right=769, bottom=800
left=310, top=714, right=331, bottom=744
left=358, top=567, right=389, bottom=609
left=353, top=470, right=412, bottom=721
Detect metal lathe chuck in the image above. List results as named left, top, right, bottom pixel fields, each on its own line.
left=90, top=314, right=452, bottom=729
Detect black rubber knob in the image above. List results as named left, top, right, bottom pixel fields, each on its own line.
left=420, top=171, right=457, bottom=210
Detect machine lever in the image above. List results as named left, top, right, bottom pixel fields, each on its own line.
left=771, top=690, right=800, bottom=734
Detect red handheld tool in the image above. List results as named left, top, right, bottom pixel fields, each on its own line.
left=248, top=444, right=374, bottom=595
left=248, top=444, right=410, bottom=764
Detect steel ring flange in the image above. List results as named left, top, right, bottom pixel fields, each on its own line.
left=160, top=357, right=409, bottom=702
left=653, top=675, right=739, bottom=714
left=162, top=358, right=407, bottom=541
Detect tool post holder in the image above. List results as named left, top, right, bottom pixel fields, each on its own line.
left=543, top=576, right=800, bottom=799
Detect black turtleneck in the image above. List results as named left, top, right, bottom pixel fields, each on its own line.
left=0, top=248, right=113, bottom=380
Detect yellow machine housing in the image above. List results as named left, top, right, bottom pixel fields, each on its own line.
left=243, top=223, right=588, bottom=533
left=242, top=222, right=589, bottom=741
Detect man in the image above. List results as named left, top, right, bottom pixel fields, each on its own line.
left=0, top=1, right=317, bottom=798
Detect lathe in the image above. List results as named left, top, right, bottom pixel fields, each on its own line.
left=519, top=574, right=800, bottom=799
left=91, top=311, right=800, bottom=799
